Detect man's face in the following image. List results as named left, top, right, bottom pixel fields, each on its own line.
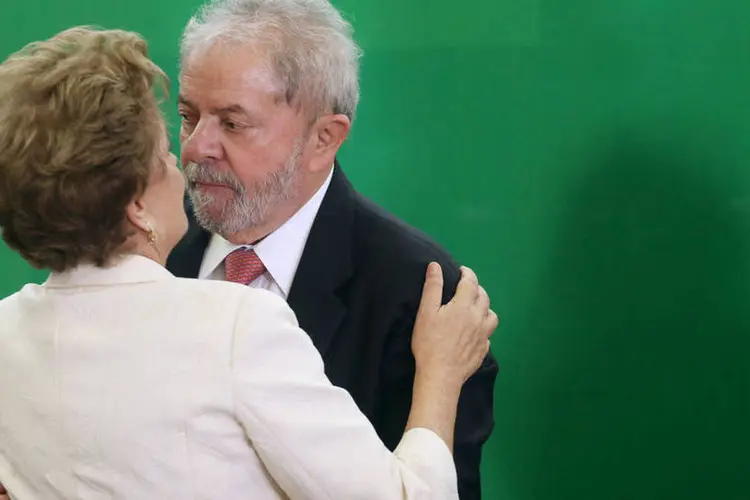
left=178, top=41, right=309, bottom=239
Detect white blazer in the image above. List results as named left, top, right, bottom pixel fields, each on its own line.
left=0, top=255, right=457, bottom=499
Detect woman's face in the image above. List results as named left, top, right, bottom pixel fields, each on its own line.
left=139, top=128, right=189, bottom=259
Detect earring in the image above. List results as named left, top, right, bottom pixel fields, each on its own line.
left=145, top=221, right=158, bottom=246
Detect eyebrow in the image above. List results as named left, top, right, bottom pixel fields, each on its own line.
left=214, top=104, right=250, bottom=116
left=177, top=94, right=194, bottom=108
left=177, top=94, right=250, bottom=117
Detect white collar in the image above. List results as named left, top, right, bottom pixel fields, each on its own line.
left=198, top=167, right=333, bottom=296
left=45, top=254, right=173, bottom=288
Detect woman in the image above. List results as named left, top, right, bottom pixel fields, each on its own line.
left=0, top=27, right=496, bottom=499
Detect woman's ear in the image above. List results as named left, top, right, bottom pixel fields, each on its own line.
left=125, top=195, right=150, bottom=234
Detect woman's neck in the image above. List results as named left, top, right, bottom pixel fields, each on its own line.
left=128, top=237, right=166, bottom=266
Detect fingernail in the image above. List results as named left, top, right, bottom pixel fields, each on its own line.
left=427, top=262, right=440, bottom=276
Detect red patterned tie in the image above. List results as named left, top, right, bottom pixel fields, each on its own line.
left=224, top=248, right=265, bottom=285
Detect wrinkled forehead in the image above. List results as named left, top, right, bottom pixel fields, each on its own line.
left=179, top=41, right=285, bottom=108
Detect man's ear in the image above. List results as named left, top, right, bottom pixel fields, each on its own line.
left=307, top=114, right=351, bottom=173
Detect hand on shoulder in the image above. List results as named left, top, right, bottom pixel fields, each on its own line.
left=412, top=262, right=498, bottom=389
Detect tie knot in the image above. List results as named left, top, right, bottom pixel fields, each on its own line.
left=225, top=248, right=265, bottom=285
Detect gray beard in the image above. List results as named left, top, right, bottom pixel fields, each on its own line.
left=184, top=143, right=301, bottom=239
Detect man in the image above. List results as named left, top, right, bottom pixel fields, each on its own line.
left=166, top=0, right=499, bottom=498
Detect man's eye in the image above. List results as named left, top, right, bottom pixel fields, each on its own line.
left=179, top=113, right=196, bottom=127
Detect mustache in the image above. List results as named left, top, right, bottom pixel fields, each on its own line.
left=183, top=162, right=245, bottom=193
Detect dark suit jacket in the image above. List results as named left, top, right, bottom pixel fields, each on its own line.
left=167, top=163, right=499, bottom=499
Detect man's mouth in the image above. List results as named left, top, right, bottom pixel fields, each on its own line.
left=192, top=180, right=233, bottom=190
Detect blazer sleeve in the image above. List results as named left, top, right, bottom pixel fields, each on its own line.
left=375, top=261, right=498, bottom=500
left=229, top=289, right=459, bottom=500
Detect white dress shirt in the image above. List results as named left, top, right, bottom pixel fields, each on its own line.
left=198, top=167, right=333, bottom=298
left=0, top=255, right=459, bottom=499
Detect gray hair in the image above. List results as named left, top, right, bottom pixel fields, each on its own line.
left=180, top=0, right=362, bottom=120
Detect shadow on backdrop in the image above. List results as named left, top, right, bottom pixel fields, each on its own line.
left=497, top=122, right=750, bottom=499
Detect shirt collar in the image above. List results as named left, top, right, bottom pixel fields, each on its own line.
left=44, top=254, right=173, bottom=288
left=198, top=166, right=333, bottom=297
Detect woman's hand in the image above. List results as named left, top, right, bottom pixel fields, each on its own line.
left=412, top=262, right=498, bottom=390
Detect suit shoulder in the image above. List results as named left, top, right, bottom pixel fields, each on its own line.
left=0, top=289, right=22, bottom=320
left=353, top=194, right=460, bottom=275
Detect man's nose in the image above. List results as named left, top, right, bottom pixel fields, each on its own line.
left=182, top=120, right=222, bottom=163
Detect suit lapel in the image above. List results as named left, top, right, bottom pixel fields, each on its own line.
left=166, top=200, right=211, bottom=279
left=287, top=162, right=355, bottom=356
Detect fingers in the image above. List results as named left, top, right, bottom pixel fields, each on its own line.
left=417, top=262, right=444, bottom=313
left=476, top=285, right=490, bottom=310
left=460, top=266, right=478, bottom=286
left=453, top=266, right=480, bottom=307
left=482, top=309, right=499, bottom=339
left=475, top=312, right=497, bottom=369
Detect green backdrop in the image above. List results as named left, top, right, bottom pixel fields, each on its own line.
left=2, top=1, right=749, bottom=498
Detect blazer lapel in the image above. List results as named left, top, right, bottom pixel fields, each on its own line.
left=287, top=162, right=355, bottom=356
left=166, top=200, right=211, bottom=279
